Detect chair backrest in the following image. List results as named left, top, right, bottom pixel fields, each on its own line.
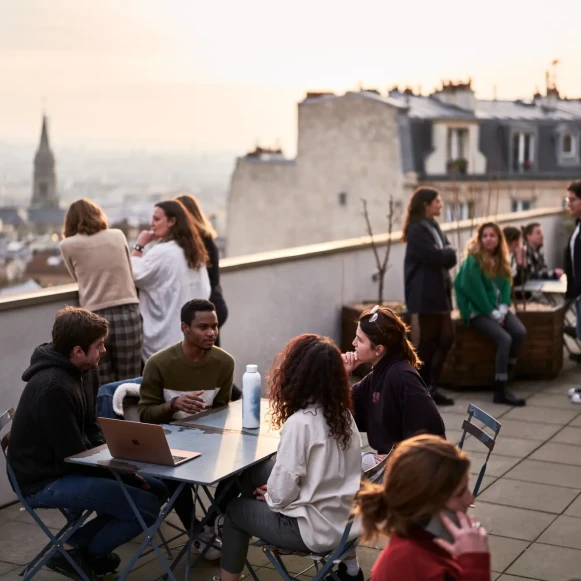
left=458, top=404, right=501, bottom=497
left=0, top=408, right=14, bottom=456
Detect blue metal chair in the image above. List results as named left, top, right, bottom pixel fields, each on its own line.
left=457, top=404, right=502, bottom=497
left=246, top=451, right=392, bottom=581
left=0, top=408, right=94, bottom=581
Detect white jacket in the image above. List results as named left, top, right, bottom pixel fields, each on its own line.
left=266, top=405, right=362, bottom=553
left=132, top=240, right=210, bottom=360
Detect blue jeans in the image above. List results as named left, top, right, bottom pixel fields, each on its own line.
left=97, top=377, right=142, bottom=419
left=27, top=474, right=168, bottom=556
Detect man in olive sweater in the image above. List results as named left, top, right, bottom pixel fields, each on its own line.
left=137, top=298, right=235, bottom=559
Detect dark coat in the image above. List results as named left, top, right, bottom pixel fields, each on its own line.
left=351, top=355, right=446, bottom=454
left=203, top=235, right=228, bottom=327
left=404, top=220, right=457, bottom=314
left=565, top=220, right=581, bottom=299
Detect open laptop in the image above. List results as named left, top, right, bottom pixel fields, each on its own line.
left=98, top=418, right=201, bottom=467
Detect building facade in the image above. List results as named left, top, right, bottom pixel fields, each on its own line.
left=226, top=81, right=581, bottom=256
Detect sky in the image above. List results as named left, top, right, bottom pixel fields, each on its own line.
left=1, top=0, right=580, bottom=155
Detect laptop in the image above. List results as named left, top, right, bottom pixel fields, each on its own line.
left=98, top=418, right=201, bottom=467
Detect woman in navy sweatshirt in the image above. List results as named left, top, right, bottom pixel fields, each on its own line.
left=343, top=306, right=445, bottom=472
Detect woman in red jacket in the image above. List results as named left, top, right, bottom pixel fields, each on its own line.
left=356, top=434, right=490, bottom=581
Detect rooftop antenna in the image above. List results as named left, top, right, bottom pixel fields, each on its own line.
left=493, top=85, right=497, bottom=101
left=551, top=59, right=560, bottom=89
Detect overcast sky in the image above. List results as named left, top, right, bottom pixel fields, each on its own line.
left=1, top=0, right=580, bottom=154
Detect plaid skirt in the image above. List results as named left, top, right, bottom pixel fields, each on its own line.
left=94, top=303, right=143, bottom=386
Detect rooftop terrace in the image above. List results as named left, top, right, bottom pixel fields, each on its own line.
left=0, top=206, right=578, bottom=580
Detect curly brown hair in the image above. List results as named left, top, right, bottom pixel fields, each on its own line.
left=155, top=200, right=209, bottom=269
left=466, top=221, right=511, bottom=279
left=268, top=334, right=354, bottom=449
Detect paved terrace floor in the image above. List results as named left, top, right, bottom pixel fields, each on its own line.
left=1, top=362, right=581, bottom=581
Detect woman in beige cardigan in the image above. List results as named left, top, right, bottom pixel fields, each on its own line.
left=60, top=199, right=142, bottom=384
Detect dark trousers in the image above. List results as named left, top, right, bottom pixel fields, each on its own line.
left=412, top=312, right=454, bottom=389
left=470, top=311, right=527, bottom=380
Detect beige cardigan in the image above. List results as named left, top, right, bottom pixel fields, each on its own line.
left=60, top=229, right=139, bottom=312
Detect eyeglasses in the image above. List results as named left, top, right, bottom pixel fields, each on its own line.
left=368, top=305, right=385, bottom=335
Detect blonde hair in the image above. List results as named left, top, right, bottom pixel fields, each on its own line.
left=176, top=194, right=217, bottom=239
left=355, top=435, right=470, bottom=541
left=465, top=222, right=512, bottom=279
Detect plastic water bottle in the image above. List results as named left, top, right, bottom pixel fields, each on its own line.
left=242, top=364, right=261, bottom=429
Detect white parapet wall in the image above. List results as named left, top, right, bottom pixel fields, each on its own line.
left=0, top=207, right=566, bottom=506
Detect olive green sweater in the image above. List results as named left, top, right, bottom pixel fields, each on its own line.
left=138, top=342, right=234, bottom=424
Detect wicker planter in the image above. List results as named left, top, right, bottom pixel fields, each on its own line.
left=341, top=302, right=408, bottom=378
left=439, top=304, right=565, bottom=387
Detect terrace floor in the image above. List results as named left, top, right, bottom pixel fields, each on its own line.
left=1, top=362, right=581, bottom=581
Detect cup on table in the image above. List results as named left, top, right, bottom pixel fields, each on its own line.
left=200, top=387, right=221, bottom=408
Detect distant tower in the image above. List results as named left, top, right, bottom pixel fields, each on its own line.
left=30, top=115, right=58, bottom=208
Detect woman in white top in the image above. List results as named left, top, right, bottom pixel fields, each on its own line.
left=60, top=199, right=142, bottom=385
left=219, top=334, right=362, bottom=581
left=131, top=199, right=210, bottom=361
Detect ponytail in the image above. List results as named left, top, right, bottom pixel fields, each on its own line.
left=354, top=483, right=389, bottom=543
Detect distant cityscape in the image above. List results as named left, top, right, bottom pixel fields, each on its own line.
left=0, top=116, right=236, bottom=297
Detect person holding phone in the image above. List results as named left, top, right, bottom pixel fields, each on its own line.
left=355, top=434, right=490, bottom=581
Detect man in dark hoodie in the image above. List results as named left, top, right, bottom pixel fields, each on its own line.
left=7, top=307, right=168, bottom=580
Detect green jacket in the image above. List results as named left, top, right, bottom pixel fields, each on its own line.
left=454, top=254, right=512, bottom=325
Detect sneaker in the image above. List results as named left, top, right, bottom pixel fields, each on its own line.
left=326, top=562, right=364, bottom=581
left=429, top=387, right=455, bottom=406
left=191, top=526, right=222, bottom=560
left=568, top=387, right=581, bottom=398
left=86, top=552, right=121, bottom=576
left=214, top=514, right=225, bottom=539
left=569, top=353, right=581, bottom=363
left=565, top=324, right=578, bottom=339
left=572, top=393, right=581, bottom=405
left=45, top=548, right=96, bottom=580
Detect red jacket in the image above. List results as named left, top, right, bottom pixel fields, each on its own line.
left=371, top=531, right=490, bottom=581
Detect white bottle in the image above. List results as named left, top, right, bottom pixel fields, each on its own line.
left=242, top=364, right=261, bottom=429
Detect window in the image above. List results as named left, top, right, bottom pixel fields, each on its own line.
left=445, top=201, right=474, bottom=222
left=338, top=192, right=347, bottom=206
left=511, top=199, right=533, bottom=212
left=512, top=132, right=535, bottom=172
left=562, top=133, right=575, bottom=157
left=446, top=128, right=469, bottom=161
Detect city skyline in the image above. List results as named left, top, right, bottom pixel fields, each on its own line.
left=1, top=0, right=580, bottom=154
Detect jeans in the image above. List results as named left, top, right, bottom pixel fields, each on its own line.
left=97, top=377, right=142, bottom=419
left=221, top=458, right=308, bottom=574
left=27, top=474, right=168, bottom=556
left=470, top=311, right=527, bottom=380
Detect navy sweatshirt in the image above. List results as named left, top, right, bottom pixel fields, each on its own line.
left=351, top=355, right=446, bottom=453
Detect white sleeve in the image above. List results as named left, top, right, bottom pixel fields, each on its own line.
left=265, top=421, right=309, bottom=511
left=131, top=245, right=162, bottom=289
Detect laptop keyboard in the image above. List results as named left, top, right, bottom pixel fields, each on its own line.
left=172, top=455, right=186, bottom=463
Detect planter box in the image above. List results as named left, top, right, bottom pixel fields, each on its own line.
left=341, top=302, right=408, bottom=378
left=439, top=303, right=565, bottom=387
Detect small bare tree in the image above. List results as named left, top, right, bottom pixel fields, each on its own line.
left=361, top=196, right=394, bottom=305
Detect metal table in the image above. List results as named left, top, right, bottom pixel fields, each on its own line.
left=67, top=418, right=280, bottom=580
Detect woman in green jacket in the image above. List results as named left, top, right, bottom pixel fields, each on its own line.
left=454, top=222, right=526, bottom=406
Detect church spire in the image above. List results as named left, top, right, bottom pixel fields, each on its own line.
left=30, top=114, right=58, bottom=209
left=39, top=115, right=50, bottom=150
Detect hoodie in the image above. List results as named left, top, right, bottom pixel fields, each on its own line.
left=7, top=343, right=106, bottom=497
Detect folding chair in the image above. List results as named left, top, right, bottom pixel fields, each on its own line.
left=246, top=452, right=392, bottom=581
left=457, top=404, right=502, bottom=498
left=0, top=408, right=94, bottom=581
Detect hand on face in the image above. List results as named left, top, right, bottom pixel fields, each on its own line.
left=137, top=230, right=156, bottom=247
left=173, top=391, right=206, bottom=415
left=342, top=351, right=362, bottom=374
left=433, top=511, right=489, bottom=557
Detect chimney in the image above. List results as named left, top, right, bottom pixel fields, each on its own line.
left=431, top=79, right=476, bottom=112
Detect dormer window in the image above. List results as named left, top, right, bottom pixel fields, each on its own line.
left=446, top=128, right=469, bottom=175
left=562, top=133, right=575, bottom=157
left=512, top=132, right=535, bottom=172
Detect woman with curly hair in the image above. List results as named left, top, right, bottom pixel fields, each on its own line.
left=218, top=334, right=362, bottom=581
left=454, top=222, right=527, bottom=406
left=342, top=306, right=445, bottom=476
left=131, top=199, right=210, bottom=361
left=355, top=434, right=490, bottom=581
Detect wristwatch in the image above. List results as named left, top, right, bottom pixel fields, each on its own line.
left=133, top=243, right=145, bottom=253
left=170, top=396, right=179, bottom=411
